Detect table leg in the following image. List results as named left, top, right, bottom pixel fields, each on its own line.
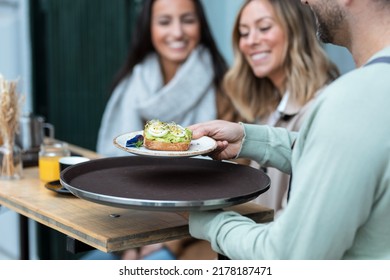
left=19, top=215, right=29, bottom=260
left=66, top=236, right=95, bottom=254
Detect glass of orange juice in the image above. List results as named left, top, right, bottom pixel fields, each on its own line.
left=38, top=140, right=71, bottom=182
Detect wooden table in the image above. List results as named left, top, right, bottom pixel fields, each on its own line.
left=0, top=144, right=273, bottom=258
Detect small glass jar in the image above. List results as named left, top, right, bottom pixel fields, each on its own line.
left=38, top=140, right=71, bottom=182
left=0, top=141, right=23, bottom=180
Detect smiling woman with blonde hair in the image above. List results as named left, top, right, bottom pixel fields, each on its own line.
left=224, top=0, right=339, bottom=214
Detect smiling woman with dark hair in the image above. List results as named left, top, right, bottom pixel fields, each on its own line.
left=92, top=0, right=240, bottom=261
left=96, top=0, right=239, bottom=157
left=110, top=0, right=227, bottom=92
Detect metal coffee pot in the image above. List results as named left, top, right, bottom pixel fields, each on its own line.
left=16, top=113, right=55, bottom=152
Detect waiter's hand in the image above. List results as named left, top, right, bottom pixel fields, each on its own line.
left=188, top=120, right=244, bottom=161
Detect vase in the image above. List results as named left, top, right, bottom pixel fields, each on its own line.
left=0, top=141, right=23, bottom=180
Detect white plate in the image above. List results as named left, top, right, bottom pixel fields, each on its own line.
left=113, top=131, right=217, bottom=158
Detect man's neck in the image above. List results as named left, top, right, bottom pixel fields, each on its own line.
left=347, top=7, right=390, bottom=67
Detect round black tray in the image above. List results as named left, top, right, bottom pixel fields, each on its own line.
left=60, top=156, right=270, bottom=211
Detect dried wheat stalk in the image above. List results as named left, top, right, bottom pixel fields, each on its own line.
left=0, top=74, right=22, bottom=178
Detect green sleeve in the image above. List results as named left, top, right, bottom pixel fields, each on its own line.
left=239, top=124, right=298, bottom=174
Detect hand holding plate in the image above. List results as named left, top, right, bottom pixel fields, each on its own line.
left=188, top=120, right=244, bottom=161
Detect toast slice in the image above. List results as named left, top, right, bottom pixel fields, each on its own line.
left=143, top=120, right=192, bottom=151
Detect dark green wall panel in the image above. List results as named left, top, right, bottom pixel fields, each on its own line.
left=30, top=0, right=141, bottom=260
left=31, top=0, right=141, bottom=151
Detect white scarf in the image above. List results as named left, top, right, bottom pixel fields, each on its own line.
left=96, top=46, right=217, bottom=156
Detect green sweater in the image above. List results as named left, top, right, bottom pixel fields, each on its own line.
left=189, top=47, right=390, bottom=259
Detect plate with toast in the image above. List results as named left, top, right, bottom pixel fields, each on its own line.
left=114, top=130, right=217, bottom=157
left=114, top=120, right=217, bottom=157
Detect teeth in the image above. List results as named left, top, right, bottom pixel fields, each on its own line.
left=251, top=53, right=268, bottom=61
left=169, top=41, right=186, bottom=49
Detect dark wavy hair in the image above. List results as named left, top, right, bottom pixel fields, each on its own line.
left=110, top=0, right=227, bottom=93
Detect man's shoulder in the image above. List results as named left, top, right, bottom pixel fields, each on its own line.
left=323, top=61, right=389, bottom=99
left=304, top=58, right=390, bottom=128
left=331, top=46, right=390, bottom=88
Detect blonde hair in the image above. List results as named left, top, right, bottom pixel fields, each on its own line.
left=223, top=0, right=339, bottom=122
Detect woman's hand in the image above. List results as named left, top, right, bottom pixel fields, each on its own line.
left=188, top=120, right=244, bottom=161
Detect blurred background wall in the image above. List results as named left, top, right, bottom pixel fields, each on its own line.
left=0, top=0, right=355, bottom=260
